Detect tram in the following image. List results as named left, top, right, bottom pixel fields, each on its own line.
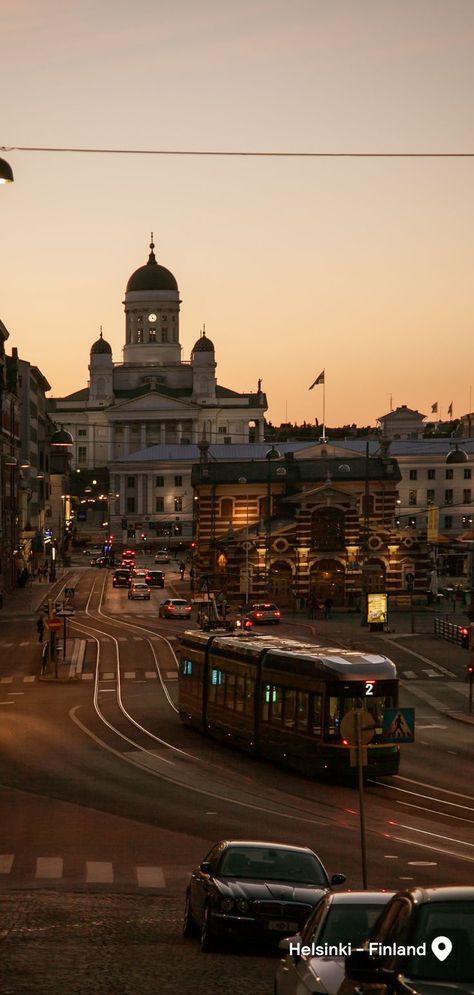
left=178, top=631, right=399, bottom=778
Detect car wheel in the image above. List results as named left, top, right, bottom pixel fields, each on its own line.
left=183, top=891, right=198, bottom=938
left=200, top=904, right=217, bottom=952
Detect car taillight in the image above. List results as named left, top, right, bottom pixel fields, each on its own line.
left=275, top=611, right=281, bottom=617
left=255, top=612, right=263, bottom=618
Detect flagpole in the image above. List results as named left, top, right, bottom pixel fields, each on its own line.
left=322, top=377, right=326, bottom=441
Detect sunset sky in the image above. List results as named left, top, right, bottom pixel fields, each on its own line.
left=2, top=0, right=474, bottom=428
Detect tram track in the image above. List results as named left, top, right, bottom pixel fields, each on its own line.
left=68, top=572, right=474, bottom=867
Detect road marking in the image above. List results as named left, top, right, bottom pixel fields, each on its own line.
left=136, top=866, right=166, bottom=888
left=422, top=669, right=441, bottom=678
left=0, top=676, right=13, bottom=683
left=417, top=724, right=448, bottom=729
left=23, top=676, right=35, bottom=683
left=101, top=673, right=115, bottom=681
left=402, top=670, right=417, bottom=679
left=36, top=857, right=63, bottom=879
left=117, top=637, right=127, bottom=642
left=19, top=642, right=30, bottom=647
left=98, top=689, right=116, bottom=693
left=133, top=637, right=144, bottom=642
left=0, top=701, right=15, bottom=705
left=8, top=692, right=24, bottom=695
left=0, top=854, right=14, bottom=873
left=165, top=671, right=178, bottom=680
left=124, top=672, right=136, bottom=679
left=145, top=672, right=157, bottom=679
left=81, top=673, right=93, bottom=680
left=86, top=861, right=113, bottom=883
left=408, top=860, right=437, bottom=866
left=1, top=643, right=14, bottom=648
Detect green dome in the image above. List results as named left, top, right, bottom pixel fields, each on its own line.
left=127, top=239, right=178, bottom=293
left=91, top=331, right=112, bottom=355
left=192, top=331, right=215, bottom=353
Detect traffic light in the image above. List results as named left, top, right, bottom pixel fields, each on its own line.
left=140, top=532, right=146, bottom=541
left=467, top=661, right=474, bottom=678
left=459, top=626, right=469, bottom=649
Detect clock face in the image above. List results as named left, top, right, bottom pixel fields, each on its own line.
left=148, top=313, right=157, bottom=322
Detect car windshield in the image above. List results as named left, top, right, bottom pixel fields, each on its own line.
left=319, top=902, right=389, bottom=948
left=405, top=901, right=474, bottom=983
left=218, top=847, right=327, bottom=884
left=172, top=600, right=189, bottom=606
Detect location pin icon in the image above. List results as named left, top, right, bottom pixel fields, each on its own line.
left=431, top=936, right=452, bottom=962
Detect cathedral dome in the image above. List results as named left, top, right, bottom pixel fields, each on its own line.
left=446, top=444, right=468, bottom=464
left=192, top=330, right=215, bottom=352
left=126, top=238, right=178, bottom=293
left=91, top=330, right=112, bottom=355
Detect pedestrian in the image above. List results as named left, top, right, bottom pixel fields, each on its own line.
left=37, top=614, right=45, bottom=642
left=179, top=560, right=186, bottom=580
left=323, top=597, right=333, bottom=620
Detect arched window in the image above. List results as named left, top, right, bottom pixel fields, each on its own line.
left=361, top=493, right=375, bottom=517
left=220, top=497, right=233, bottom=521
left=311, top=508, right=345, bottom=550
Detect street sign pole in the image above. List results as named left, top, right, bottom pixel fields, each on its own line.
left=356, top=711, right=368, bottom=890
left=63, top=615, right=67, bottom=664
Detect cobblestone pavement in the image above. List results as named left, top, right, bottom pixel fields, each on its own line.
left=0, top=892, right=276, bottom=995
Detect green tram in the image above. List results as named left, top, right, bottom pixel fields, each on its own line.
left=178, top=631, right=400, bottom=778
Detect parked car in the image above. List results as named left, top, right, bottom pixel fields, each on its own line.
left=159, top=598, right=192, bottom=619
left=341, top=886, right=474, bottom=994
left=128, top=581, right=151, bottom=600
left=145, top=570, right=165, bottom=588
left=275, top=890, right=393, bottom=995
left=112, top=569, right=132, bottom=588
left=248, top=602, right=282, bottom=624
left=155, top=550, right=171, bottom=564
left=183, top=839, right=346, bottom=952
left=83, top=546, right=103, bottom=558
left=90, top=556, right=108, bottom=568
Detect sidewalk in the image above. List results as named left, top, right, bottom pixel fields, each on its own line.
left=0, top=571, right=72, bottom=619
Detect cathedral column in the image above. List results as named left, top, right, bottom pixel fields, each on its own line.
left=147, top=474, right=153, bottom=517
left=160, top=423, right=166, bottom=444
left=140, top=423, right=147, bottom=450
left=108, top=424, right=115, bottom=462
left=177, top=422, right=182, bottom=443
left=124, top=425, right=130, bottom=456
left=192, top=422, right=199, bottom=443
left=257, top=420, right=264, bottom=442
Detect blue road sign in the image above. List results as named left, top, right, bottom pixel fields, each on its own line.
left=383, top=707, right=415, bottom=743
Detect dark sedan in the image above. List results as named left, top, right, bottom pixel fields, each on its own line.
left=145, top=570, right=165, bottom=588
left=341, top=886, right=474, bottom=995
left=183, top=840, right=346, bottom=952
left=112, top=569, right=131, bottom=588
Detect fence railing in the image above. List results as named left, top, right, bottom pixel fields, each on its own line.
left=434, top=617, right=469, bottom=648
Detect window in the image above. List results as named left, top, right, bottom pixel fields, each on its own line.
left=218, top=426, right=228, bottom=435
left=182, top=659, right=193, bottom=676
left=174, top=497, right=182, bottom=513
left=126, top=497, right=135, bottom=513
left=161, top=330, right=168, bottom=342
left=127, top=476, right=135, bottom=488
left=137, top=329, right=143, bottom=343
left=270, top=686, right=283, bottom=724
left=174, top=475, right=182, bottom=487
left=220, top=497, right=233, bottom=520
left=445, top=489, right=453, bottom=505
left=78, top=428, right=87, bottom=437
left=409, top=469, right=417, bottom=480
left=156, top=475, right=164, bottom=487
left=427, top=489, right=435, bottom=503
left=463, top=489, right=471, bottom=503
left=225, top=672, right=236, bottom=711
left=312, top=507, right=345, bottom=550
left=77, top=446, right=87, bottom=464
left=462, top=516, right=472, bottom=528
left=296, top=692, right=309, bottom=733
left=312, top=694, right=322, bottom=735
left=464, top=468, right=472, bottom=479
left=445, top=468, right=453, bottom=479
left=444, top=515, right=453, bottom=529
left=408, top=490, right=417, bottom=506
left=284, top=689, right=297, bottom=728
left=155, top=497, right=164, bottom=513
left=427, top=468, right=436, bottom=480
left=235, top=676, right=246, bottom=713
left=149, top=328, right=156, bottom=341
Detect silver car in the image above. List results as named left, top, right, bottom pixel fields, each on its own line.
left=275, top=891, right=393, bottom=995
left=159, top=598, right=192, bottom=619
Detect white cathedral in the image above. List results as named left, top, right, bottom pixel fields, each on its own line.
left=48, top=238, right=267, bottom=541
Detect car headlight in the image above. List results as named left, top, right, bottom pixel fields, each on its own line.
left=236, top=899, right=249, bottom=913
left=219, top=897, right=235, bottom=913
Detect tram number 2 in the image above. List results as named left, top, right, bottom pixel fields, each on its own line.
left=365, top=681, right=375, bottom=696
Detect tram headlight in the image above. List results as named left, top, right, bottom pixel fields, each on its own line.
left=219, top=897, right=235, bottom=913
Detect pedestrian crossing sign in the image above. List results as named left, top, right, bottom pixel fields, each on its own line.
left=383, top=707, right=415, bottom=743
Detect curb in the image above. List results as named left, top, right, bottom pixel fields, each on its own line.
left=446, top=710, right=474, bottom=726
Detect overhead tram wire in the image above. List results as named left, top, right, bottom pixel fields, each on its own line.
left=3, top=144, right=474, bottom=159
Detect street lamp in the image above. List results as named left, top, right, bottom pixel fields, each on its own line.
left=238, top=477, right=250, bottom=608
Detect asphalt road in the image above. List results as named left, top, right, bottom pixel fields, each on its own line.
left=1, top=560, right=473, bottom=993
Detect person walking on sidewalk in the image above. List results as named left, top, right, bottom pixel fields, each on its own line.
left=36, top=614, right=45, bottom=642
left=179, top=561, right=186, bottom=580
left=323, top=597, right=333, bottom=620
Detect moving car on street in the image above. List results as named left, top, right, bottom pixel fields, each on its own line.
left=159, top=598, right=192, bottom=619
left=145, top=570, right=165, bottom=588
left=112, top=569, right=132, bottom=588
left=341, top=885, right=474, bottom=994
left=275, top=890, right=393, bottom=995
left=154, top=550, right=171, bottom=563
left=183, top=840, right=346, bottom=952
left=248, top=602, right=282, bottom=624
left=128, top=581, right=151, bottom=600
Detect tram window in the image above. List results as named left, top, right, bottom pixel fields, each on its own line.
left=245, top=677, right=255, bottom=716
left=327, top=695, right=339, bottom=736
left=182, top=659, right=193, bottom=676
left=284, top=689, right=296, bottom=727
left=270, top=686, right=283, bottom=723
left=235, top=675, right=246, bottom=713
left=296, top=692, right=309, bottom=732
left=312, top=694, right=322, bottom=735
left=225, top=672, right=236, bottom=710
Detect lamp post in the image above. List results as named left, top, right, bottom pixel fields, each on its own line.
left=238, top=477, right=250, bottom=608
left=265, top=447, right=281, bottom=593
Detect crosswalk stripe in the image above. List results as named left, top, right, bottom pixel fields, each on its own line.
left=133, top=637, right=144, bottom=641
left=145, top=671, right=157, bottom=679
left=1, top=643, right=14, bottom=647
left=124, top=672, right=136, bottom=679
left=23, top=676, right=35, bottom=683
left=402, top=670, right=417, bottom=679
left=19, top=641, right=30, bottom=647
left=101, top=673, right=115, bottom=680
left=117, top=637, right=127, bottom=642
left=36, top=857, right=63, bottom=879
left=166, top=671, right=178, bottom=680
left=81, top=673, right=93, bottom=680
left=0, top=854, right=14, bottom=873
left=0, top=676, right=13, bottom=683
left=86, top=861, right=114, bottom=883
left=423, top=669, right=440, bottom=678
left=136, top=866, right=166, bottom=888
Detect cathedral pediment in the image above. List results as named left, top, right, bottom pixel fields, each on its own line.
left=110, top=391, right=197, bottom=413
left=282, top=482, right=357, bottom=507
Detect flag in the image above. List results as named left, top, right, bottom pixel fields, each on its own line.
left=431, top=401, right=438, bottom=414
left=448, top=402, right=453, bottom=416
left=309, top=370, right=325, bottom=390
